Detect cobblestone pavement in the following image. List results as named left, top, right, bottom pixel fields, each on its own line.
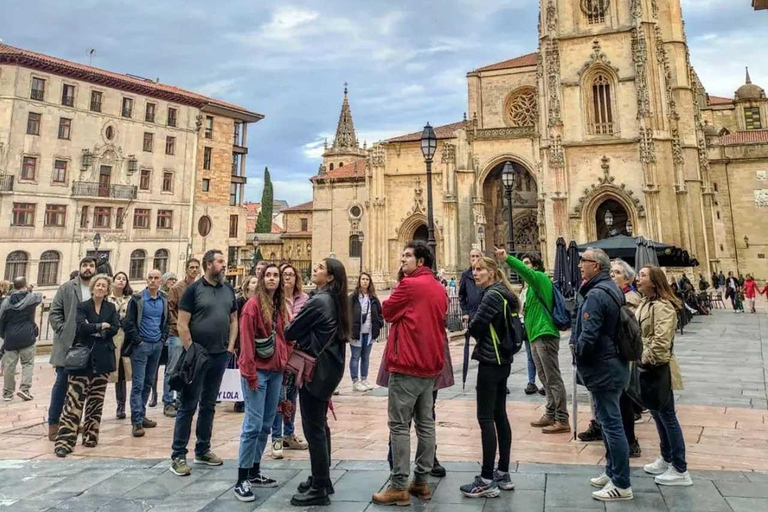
left=1, top=458, right=767, bottom=511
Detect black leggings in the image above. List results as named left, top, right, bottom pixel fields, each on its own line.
left=476, top=363, right=512, bottom=479
left=620, top=391, right=637, bottom=445
left=299, top=387, right=332, bottom=488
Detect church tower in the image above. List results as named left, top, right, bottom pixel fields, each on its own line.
left=321, top=84, right=367, bottom=173
left=538, top=0, right=713, bottom=271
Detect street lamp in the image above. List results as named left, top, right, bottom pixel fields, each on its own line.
left=605, top=210, right=617, bottom=237
left=92, top=233, right=101, bottom=264
left=626, top=220, right=633, bottom=236
left=420, top=123, right=437, bottom=270
left=501, top=162, right=516, bottom=255
left=358, top=231, right=365, bottom=272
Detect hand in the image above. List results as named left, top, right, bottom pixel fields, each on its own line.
left=462, top=315, right=470, bottom=323
left=182, top=338, right=192, bottom=350
left=227, top=346, right=236, bottom=355
left=494, top=246, right=508, bottom=260
left=101, top=322, right=111, bottom=330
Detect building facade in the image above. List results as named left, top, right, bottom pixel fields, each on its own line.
left=312, top=0, right=768, bottom=287
left=0, top=43, right=261, bottom=292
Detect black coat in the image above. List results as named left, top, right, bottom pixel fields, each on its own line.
left=459, top=267, right=483, bottom=317
left=468, top=283, right=519, bottom=365
left=169, top=342, right=210, bottom=391
left=0, top=290, right=42, bottom=351
left=72, top=299, right=119, bottom=376
left=285, top=289, right=346, bottom=400
left=349, top=293, right=383, bottom=341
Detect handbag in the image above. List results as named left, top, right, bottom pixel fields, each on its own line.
left=286, top=328, right=338, bottom=389
left=64, top=344, right=92, bottom=371
left=255, top=308, right=277, bottom=359
left=638, top=362, right=672, bottom=410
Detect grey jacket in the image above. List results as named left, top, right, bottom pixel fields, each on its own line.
left=49, top=277, right=87, bottom=367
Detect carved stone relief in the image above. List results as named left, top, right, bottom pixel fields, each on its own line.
left=631, top=25, right=651, bottom=119
left=639, top=128, right=657, bottom=164
left=441, top=143, right=456, bottom=164
left=578, top=39, right=620, bottom=77
left=573, top=156, right=646, bottom=218
left=504, top=88, right=538, bottom=128
left=672, top=129, right=684, bottom=165
left=654, top=26, right=679, bottom=121
left=546, top=39, right=562, bottom=127
left=549, top=134, right=564, bottom=168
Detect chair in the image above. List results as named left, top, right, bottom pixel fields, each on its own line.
left=711, top=292, right=725, bottom=309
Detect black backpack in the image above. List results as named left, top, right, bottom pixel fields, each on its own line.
left=595, top=285, right=643, bottom=362
left=489, top=290, right=524, bottom=362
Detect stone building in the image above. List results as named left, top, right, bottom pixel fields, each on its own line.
left=0, top=43, right=261, bottom=292
left=280, top=201, right=314, bottom=281
left=311, top=0, right=768, bottom=288
left=754, top=1, right=767, bottom=11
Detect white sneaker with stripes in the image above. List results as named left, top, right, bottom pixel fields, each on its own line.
left=592, top=482, right=633, bottom=502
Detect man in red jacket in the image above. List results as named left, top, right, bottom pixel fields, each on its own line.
left=373, top=241, right=447, bottom=506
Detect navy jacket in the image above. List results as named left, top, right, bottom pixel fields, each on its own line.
left=459, top=267, right=483, bottom=318
left=468, top=283, right=519, bottom=365
left=0, top=290, right=42, bottom=351
left=573, top=273, right=628, bottom=392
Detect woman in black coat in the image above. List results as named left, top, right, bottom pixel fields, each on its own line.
left=460, top=256, right=519, bottom=498
left=348, top=272, right=383, bottom=392
left=285, top=258, right=350, bottom=507
left=54, top=274, right=119, bottom=458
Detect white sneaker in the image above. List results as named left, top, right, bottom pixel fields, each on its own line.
left=654, top=467, right=693, bottom=486
left=644, top=456, right=672, bottom=475
left=270, top=439, right=284, bottom=460
left=592, top=482, right=633, bottom=501
left=590, top=473, right=611, bottom=488
left=362, top=380, right=373, bottom=390
left=353, top=381, right=367, bottom=392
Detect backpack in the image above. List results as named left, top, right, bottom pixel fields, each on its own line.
left=595, top=285, right=643, bottom=362
left=531, top=283, right=572, bottom=331
left=488, top=290, right=524, bottom=362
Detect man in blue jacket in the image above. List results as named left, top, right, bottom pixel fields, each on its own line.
left=573, top=248, right=632, bottom=502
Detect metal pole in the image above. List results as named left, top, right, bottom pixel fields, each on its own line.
left=506, top=186, right=515, bottom=255
left=426, top=158, right=437, bottom=270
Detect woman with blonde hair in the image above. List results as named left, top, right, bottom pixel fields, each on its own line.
left=635, top=265, right=692, bottom=487
left=459, top=256, right=519, bottom=498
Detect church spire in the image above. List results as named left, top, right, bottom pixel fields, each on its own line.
left=746, top=67, right=752, bottom=84
left=332, top=82, right=359, bottom=151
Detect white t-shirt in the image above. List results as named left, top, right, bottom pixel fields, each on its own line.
left=80, top=280, right=91, bottom=301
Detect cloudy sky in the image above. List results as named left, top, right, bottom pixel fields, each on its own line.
left=2, top=0, right=765, bottom=206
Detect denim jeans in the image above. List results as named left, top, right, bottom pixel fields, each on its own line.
left=349, top=333, right=372, bottom=381
left=524, top=336, right=536, bottom=385
left=130, top=341, right=162, bottom=425
left=238, top=370, right=283, bottom=469
left=650, top=393, right=687, bottom=473
left=48, top=366, right=68, bottom=425
left=592, top=388, right=631, bottom=489
left=271, top=382, right=297, bottom=441
left=163, top=336, right=183, bottom=406
left=171, top=350, right=229, bottom=460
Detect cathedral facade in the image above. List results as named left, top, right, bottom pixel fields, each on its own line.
left=312, top=0, right=768, bottom=287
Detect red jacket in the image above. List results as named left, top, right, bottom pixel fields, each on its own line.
left=383, top=266, right=447, bottom=378
left=238, top=297, right=293, bottom=390
left=744, top=279, right=758, bottom=299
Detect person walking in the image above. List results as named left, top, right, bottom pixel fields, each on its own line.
left=233, top=264, right=292, bottom=502
left=164, top=259, right=200, bottom=417
left=122, top=269, right=169, bottom=438
left=0, top=277, right=42, bottom=401
left=519, top=255, right=545, bottom=396
left=726, top=272, right=741, bottom=312
left=573, top=248, right=632, bottom=502
left=744, top=275, right=759, bottom=314
left=54, top=274, right=119, bottom=457
left=269, top=264, right=310, bottom=459
left=459, top=256, right=518, bottom=498
left=609, top=260, right=642, bottom=458
left=48, top=257, right=97, bottom=440
left=373, top=241, right=447, bottom=506
left=0, top=280, right=10, bottom=376
left=495, top=248, right=570, bottom=433
left=171, top=249, right=238, bottom=477
left=285, top=258, right=349, bottom=507
left=635, top=266, right=693, bottom=487
left=348, top=272, right=383, bottom=392
left=107, top=272, right=132, bottom=419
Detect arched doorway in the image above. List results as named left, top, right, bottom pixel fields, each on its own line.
left=482, top=160, right=539, bottom=255
left=595, top=198, right=630, bottom=240
left=413, top=224, right=428, bottom=242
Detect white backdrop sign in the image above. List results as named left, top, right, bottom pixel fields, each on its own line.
left=217, top=369, right=243, bottom=402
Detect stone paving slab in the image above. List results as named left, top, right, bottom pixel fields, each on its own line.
left=1, top=459, right=765, bottom=511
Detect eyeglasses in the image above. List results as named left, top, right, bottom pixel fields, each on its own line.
left=282, top=272, right=296, bottom=278
left=580, top=258, right=598, bottom=264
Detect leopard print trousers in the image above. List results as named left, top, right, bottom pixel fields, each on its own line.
left=55, top=373, right=109, bottom=454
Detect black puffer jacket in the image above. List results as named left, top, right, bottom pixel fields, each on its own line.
left=468, top=283, right=519, bottom=365
left=285, top=289, right=346, bottom=400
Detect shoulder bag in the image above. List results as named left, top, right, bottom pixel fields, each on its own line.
left=64, top=343, right=92, bottom=372
left=255, top=306, right=277, bottom=359
left=286, top=328, right=338, bottom=389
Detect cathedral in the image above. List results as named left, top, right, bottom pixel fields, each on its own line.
left=311, top=0, right=768, bottom=288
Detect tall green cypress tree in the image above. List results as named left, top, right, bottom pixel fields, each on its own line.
left=255, top=167, right=273, bottom=233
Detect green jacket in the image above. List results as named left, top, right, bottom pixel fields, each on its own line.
left=505, top=255, right=559, bottom=342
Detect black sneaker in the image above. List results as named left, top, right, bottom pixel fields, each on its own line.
left=460, top=476, right=500, bottom=498
left=431, top=459, right=447, bottom=478
left=629, top=439, right=641, bottom=458
left=298, top=477, right=335, bottom=495
left=524, top=383, right=538, bottom=395
left=234, top=480, right=255, bottom=502
left=248, top=473, right=278, bottom=488
left=577, top=420, right=603, bottom=442
left=538, top=387, right=546, bottom=396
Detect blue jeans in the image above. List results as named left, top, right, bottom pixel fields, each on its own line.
left=349, top=333, right=372, bottom=381
left=524, top=337, right=536, bottom=385
left=271, top=383, right=297, bottom=440
left=163, top=336, right=183, bottom=406
left=650, top=393, right=687, bottom=473
left=171, top=350, right=229, bottom=460
left=592, top=388, right=631, bottom=489
left=130, top=341, right=162, bottom=425
left=48, top=367, right=68, bottom=425
left=238, top=370, right=283, bottom=469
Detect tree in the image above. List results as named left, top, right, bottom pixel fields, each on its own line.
left=255, top=167, right=273, bottom=233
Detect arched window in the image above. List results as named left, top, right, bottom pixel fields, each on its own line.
left=153, top=249, right=169, bottom=274
left=329, top=163, right=334, bottom=171
left=339, top=162, right=344, bottom=168
left=349, top=234, right=362, bottom=258
left=306, top=243, right=312, bottom=256
left=129, top=249, right=146, bottom=280
left=4, top=251, right=29, bottom=281
left=38, top=251, right=61, bottom=286
left=590, top=73, right=614, bottom=135
left=582, top=0, right=608, bottom=25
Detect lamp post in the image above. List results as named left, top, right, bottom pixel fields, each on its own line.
left=92, top=233, right=101, bottom=264
left=420, top=123, right=438, bottom=270
left=358, top=231, right=365, bottom=272
left=501, top=162, right=516, bottom=256
left=605, top=210, right=617, bottom=237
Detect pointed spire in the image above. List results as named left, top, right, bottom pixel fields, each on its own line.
left=332, top=82, right=359, bottom=150
left=746, top=67, right=752, bottom=84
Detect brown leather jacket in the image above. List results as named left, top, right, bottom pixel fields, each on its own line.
left=168, top=276, right=195, bottom=337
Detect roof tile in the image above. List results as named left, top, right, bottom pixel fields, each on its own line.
left=708, top=95, right=733, bottom=106
left=282, top=201, right=314, bottom=212
left=473, top=52, right=538, bottom=73
left=312, top=159, right=366, bottom=181
left=718, top=130, right=768, bottom=145
left=387, top=121, right=465, bottom=143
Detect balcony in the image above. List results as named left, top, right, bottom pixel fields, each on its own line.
left=72, top=181, right=137, bottom=200
left=0, top=175, right=13, bottom=193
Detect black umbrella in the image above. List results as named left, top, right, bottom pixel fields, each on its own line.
left=567, top=241, right=581, bottom=296
left=579, top=236, right=673, bottom=262
left=634, top=236, right=649, bottom=271
left=553, top=237, right=571, bottom=298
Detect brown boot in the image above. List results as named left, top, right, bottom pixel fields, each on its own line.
left=408, top=482, right=431, bottom=501
left=48, top=423, right=59, bottom=441
left=372, top=486, right=411, bottom=506
left=132, top=424, right=145, bottom=437
left=530, top=415, right=555, bottom=428
left=542, top=421, right=571, bottom=434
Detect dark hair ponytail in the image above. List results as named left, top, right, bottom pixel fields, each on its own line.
left=324, top=258, right=351, bottom=343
